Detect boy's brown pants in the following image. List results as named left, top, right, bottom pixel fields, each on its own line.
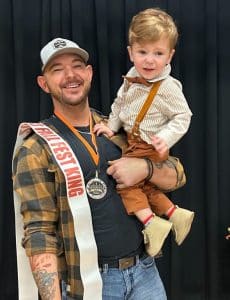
left=118, top=135, right=174, bottom=216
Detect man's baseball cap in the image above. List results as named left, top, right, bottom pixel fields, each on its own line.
left=40, top=37, right=89, bottom=71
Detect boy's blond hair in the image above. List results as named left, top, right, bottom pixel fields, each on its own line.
left=128, top=8, right=178, bottom=49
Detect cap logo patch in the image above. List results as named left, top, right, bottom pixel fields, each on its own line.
left=53, top=40, right=67, bottom=49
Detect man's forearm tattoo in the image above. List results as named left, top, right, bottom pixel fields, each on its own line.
left=31, top=254, right=58, bottom=300
left=153, top=160, right=175, bottom=170
left=33, top=269, right=57, bottom=300
left=153, top=162, right=163, bottom=169
left=164, top=160, right=175, bottom=169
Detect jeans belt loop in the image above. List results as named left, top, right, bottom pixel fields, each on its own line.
left=103, top=263, right=109, bottom=273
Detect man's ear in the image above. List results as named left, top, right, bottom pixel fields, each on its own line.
left=86, top=64, right=93, bottom=81
left=37, top=75, right=50, bottom=93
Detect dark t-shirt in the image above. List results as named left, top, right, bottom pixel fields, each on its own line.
left=46, top=115, right=144, bottom=261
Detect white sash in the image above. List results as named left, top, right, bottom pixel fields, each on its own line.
left=13, top=122, right=102, bottom=300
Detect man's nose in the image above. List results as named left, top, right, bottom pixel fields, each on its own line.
left=64, top=66, right=75, bottom=78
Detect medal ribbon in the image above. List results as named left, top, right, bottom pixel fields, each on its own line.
left=54, top=110, right=99, bottom=166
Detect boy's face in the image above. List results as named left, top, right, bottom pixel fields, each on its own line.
left=128, top=37, right=175, bottom=80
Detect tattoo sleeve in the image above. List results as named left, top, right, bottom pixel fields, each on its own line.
left=153, top=160, right=175, bottom=170
left=30, top=253, right=61, bottom=300
left=149, top=158, right=178, bottom=191
left=151, top=156, right=186, bottom=191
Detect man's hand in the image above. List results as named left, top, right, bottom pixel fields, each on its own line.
left=107, top=157, right=148, bottom=189
left=107, top=157, right=178, bottom=191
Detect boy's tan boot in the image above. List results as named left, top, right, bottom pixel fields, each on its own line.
left=169, top=206, right=194, bottom=245
left=142, top=216, right=172, bottom=257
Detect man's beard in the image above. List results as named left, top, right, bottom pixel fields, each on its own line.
left=52, top=82, right=91, bottom=107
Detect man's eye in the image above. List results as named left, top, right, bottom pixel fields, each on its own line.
left=73, top=64, right=84, bottom=69
left=53, top=68, right=63, bottom=72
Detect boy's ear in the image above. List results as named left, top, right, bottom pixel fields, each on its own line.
left=167, top=49, right=175, bottom=64
left=127, top=46, right=134, bottom=62
left=37, top=75, right=49, bottom=93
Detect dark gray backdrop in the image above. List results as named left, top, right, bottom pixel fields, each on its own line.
left=0, top=0, right=229, bottom=299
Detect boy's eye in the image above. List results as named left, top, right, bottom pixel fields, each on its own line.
left=138, top=50, right=146, bottom=55
left=155, top=51, right=163, bottom=56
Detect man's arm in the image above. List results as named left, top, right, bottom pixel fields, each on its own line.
left=13, top=139, right=61, bottom=300
left=29, top=253, right=61, bottom=300
left=107, top=156, right=183, bottom=190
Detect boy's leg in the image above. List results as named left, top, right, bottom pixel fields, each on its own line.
left=118, top=186, right=172, bottom=257
left=142, top=215, right=172, bottom=256
left=169, top=206, right=194, bottom=245
left=144, top=184, right=194, bottom=245
left=118, top=185, right=150, bottom=215
left=143, top=185, right=174, bottom=216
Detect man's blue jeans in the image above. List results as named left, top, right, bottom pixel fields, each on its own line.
left=62, top=255, right=167, bottom=299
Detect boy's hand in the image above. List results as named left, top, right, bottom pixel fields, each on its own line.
left=151, top=135, right=169, bottom=158
left=94, top=123, right=114, bottom=137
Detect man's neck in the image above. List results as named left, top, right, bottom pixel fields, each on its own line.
left=54, top=103, right=91, bottom=127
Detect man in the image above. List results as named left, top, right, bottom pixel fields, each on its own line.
left=13, top=37, right=185, bottom=300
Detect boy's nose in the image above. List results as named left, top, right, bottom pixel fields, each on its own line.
left=145, top=54, right=155, bottom=63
